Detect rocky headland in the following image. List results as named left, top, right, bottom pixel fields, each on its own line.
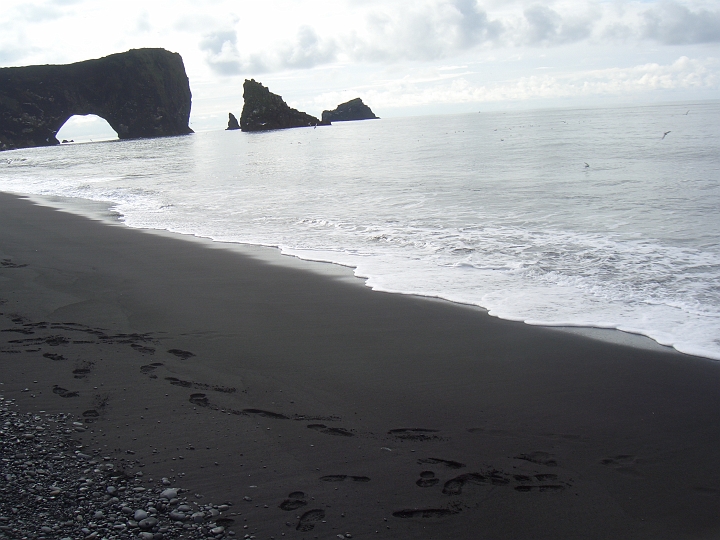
left=239, top=80, right=328, bottom=132
left=321, top=98, right=378, bottom=123
left=0, top=48, right=193, bottom=151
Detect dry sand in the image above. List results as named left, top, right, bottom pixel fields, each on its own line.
left=1, top=192, right=719, bottom=540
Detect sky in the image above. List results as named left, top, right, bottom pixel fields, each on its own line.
left=1, top=0, right=719, bottom=134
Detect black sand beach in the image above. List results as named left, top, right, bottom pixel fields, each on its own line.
left=1, top=191, right=719, bottom=539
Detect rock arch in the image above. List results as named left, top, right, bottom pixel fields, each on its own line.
left=56, top=114, right=119, bottom=143
left=0, top=48, right=193, bottom=151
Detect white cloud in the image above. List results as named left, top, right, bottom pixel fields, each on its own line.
left=313, top=56, right=719, bottom=111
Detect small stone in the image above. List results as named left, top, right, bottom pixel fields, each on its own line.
left=138, top=517, right=158, bottom=529
left=134, top=509, right=148, bottom=521
left=160, top=488, right=178, bottom=499
left=191, top=511, right=205, bottom=523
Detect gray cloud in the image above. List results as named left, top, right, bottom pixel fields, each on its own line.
left=643, top=2, right=720, bottom=44
left=276, top=26, right=338, bottom=69
left=201, top=26, right=338, bottom=75
left=199, top=30, right=245, bottom=75
left=523, top=5, right=593, bottom=45
left=452, top=0, right=503, bottom=48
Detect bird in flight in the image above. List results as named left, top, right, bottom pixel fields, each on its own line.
left=662, top=131, right=671, bottom=140
left=584, top=163, right=590, bottom=168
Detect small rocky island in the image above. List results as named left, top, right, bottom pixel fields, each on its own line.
left=0, top=48, right=193, bottom=151
left=226, top=113, right=240, bottom=130
left=240, top=79, right=329, bottom=132
left=321, top=98, right=378, bottom=123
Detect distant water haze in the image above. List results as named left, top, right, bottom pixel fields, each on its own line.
left=2, top=100, right=719, bottom=360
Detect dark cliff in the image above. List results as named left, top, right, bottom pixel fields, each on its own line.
left=0, top=48, right=193, bottom=151
left=321, top=98, right=378, bottom=123
left=240, top=79, right=328, bottom=132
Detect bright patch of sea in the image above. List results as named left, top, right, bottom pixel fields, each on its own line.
left=1, top=101, right=719, bottom=360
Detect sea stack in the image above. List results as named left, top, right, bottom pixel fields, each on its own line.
left=321, top=98, right=378, bottom=123
left=226, top=113, right=240, bottom=130
left=0, top=48, right=193, bottom=151
left=240, top=79, right=329, bottom=132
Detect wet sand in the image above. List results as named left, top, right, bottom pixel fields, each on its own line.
left=1, top=191, right=719, bottom=540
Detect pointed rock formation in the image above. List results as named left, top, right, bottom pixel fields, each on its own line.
left=321, top=98, right=378, bottom=123
left=0, top=48, right=193, bottom=151
left=226, top=112, right=240, bottom=130
left=240, top=79, right=328, bottom=132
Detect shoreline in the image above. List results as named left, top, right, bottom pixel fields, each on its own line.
left=20, top=191, right=684, bottom=358
left=2, top=191, right=720, bottom=539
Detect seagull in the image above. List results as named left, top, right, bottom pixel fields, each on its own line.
left=662, top=131, right=671, bottom=140
left=685, top=110, right=690, bottom=115
left=584, top=163, right=590, bottom=168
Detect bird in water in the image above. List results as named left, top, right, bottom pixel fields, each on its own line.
left=584, top=163, right=590, bottom=168
left=662, top=131, right=671, bottom=140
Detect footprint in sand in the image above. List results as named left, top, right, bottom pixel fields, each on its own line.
left=167, top=348, right=195, bottom=359
left=43, top=352, right=67, bottom=361
left=244, top=409, right=289, bottom=420
left=0, top=259, right=27, bottom=268
left=388, top=428, right=442, bottom=441
left=600, top=454, right=636, bottom=467
left=600, top=454, right=643, bottom=477
left=307, top=424, right=354, bottom=437
left=514, top=451, right=558, bottom=467
left=442, top=470, right=511, bottom=495
left=73, top=361, right=94, bottom=379
left=82, top=410, right=100, bottom=423
left=320, top=475, right=370, bottom=483
left=131, top=344, right=155, bottom=354
left=140, top=362, right=164, bottom=373
left=279, top=491, right=308, bottom=511
left=416, top=471, right=439, bottom=487
left=418, top=457, right=466, bottom=469
left=189, top=393, right=209, bottom=406
left=514, top=473, right=570, bottom=492
left=296, top=509, right=325, bottom=532
left=52, top=385, right=79, bottom=398
left=393, top=507, right=460, bottom=519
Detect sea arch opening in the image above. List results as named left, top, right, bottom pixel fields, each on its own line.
left=55, top=114, right=119, bottom=144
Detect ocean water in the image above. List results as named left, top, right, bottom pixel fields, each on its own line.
left=1, top=101, right=719, bottom=360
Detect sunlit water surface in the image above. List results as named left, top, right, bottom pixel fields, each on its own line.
left=2, top=101, right=719, bottom=359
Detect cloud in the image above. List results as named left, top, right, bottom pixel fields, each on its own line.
left=452, top=0, right=504, bottom=49
left=201, top=26, right=338, bottom=75
left=276, top=26, right=338, bottom=69
left=135, top=12, right=151, bottom=34
left=319, top=55, right=719, bottom=110
left=199, top=30, right=246, bottom=75
left=15, top=3, right=65, bottom=22
left=642, top=2, right=720, bottom=44
left=0, top=45, right=35, bottom=65
left=522, top=5, right=593, bottom=45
